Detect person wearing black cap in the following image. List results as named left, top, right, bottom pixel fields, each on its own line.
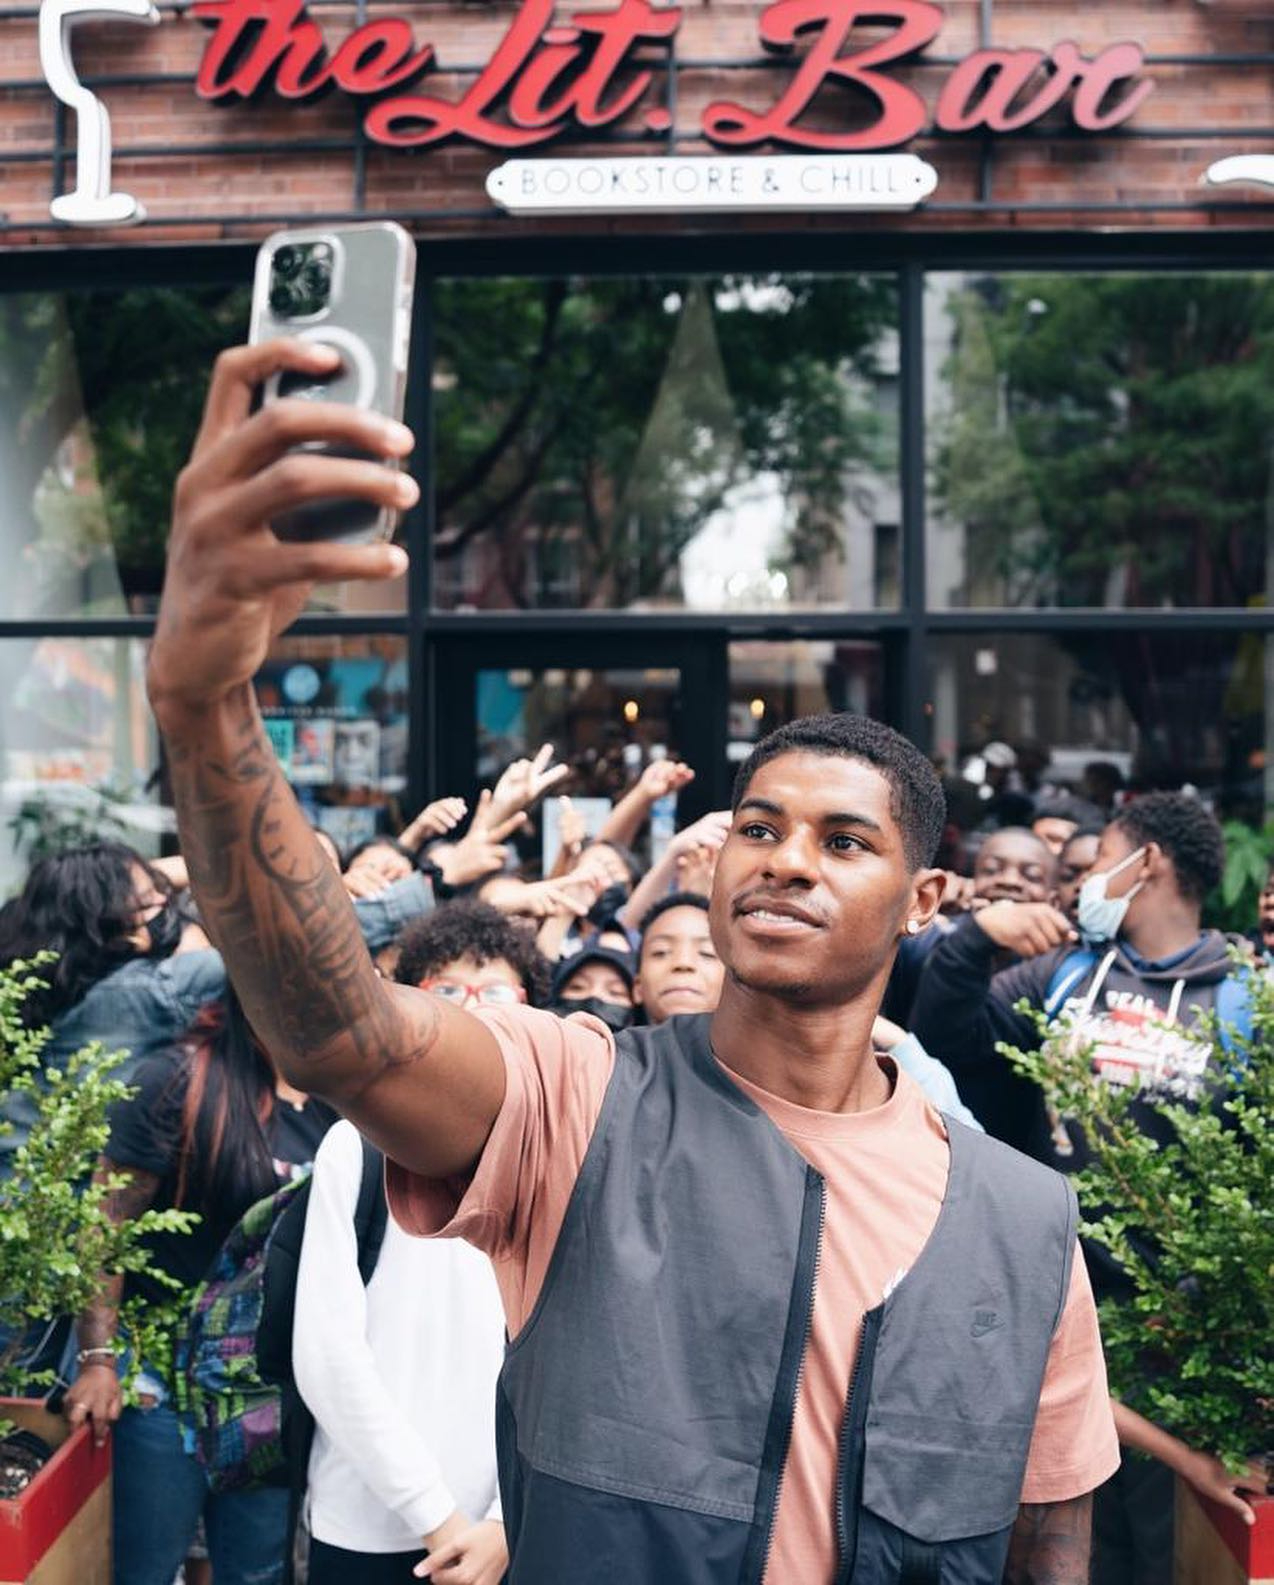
left=548, top=943, right=636, bottom=1034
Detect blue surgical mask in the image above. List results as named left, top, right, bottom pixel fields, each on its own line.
left=1076, top=846, right=1146, bottom=944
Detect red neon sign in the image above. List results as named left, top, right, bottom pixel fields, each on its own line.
left=192, top=0, right=1154, bottom=151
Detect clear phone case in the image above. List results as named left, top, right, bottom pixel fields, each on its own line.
left=248, top=222, right=416, bottom=545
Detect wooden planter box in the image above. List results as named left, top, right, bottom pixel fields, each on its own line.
left=0, top=1402, right=110, bottom=1585
left=1176, top=1479, right=1274, bottom=1585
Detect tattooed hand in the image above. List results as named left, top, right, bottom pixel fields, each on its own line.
left=146, top=343, right=507, bottom=1181
left=148, top=339, right=414, bottom=715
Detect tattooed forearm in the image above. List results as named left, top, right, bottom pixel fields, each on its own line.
left=1005, top=1495, right=1093, bottom=1584
left=77, top=1162, right=161, bottom=1351
left=162, top=686, right=436, bottom=1092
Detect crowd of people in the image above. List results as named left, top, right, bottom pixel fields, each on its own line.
left=2, top=342, right=1269, bottom=1585
left=1, top=723, right=1267, bottom=1584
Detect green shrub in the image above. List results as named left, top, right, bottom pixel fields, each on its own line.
left=1001, top=960, right=1273, bottom=1471
left=0, top=954, right=195, bottom=1402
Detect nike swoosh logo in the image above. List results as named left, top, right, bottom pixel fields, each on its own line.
left=970, top=1319, right=1005, bottom=1339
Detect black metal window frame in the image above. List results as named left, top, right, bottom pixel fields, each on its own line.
left=1, top=226, right=1270, bottom=808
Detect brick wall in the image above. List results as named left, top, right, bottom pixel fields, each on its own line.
left=1, top=0, right=1270, bottom=248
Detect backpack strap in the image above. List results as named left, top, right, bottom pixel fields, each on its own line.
left=1043, top=947, right=1100, bottom=1021
left=354, top=1137, right=388, bottom=1286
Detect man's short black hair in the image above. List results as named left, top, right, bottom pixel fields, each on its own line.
left=395, top=899, right=551, bottom=1005
left=731, top=714, right=945, bottom=871
left=1114, top=792, right=1225, bottom=905
left=638, top=892, right=710, bottom=951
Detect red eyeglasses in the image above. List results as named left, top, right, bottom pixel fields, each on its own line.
left=419, top=979, right=527, bottom=1008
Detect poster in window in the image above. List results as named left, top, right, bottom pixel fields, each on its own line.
left=333, top=720, right=381, bottom=788
left=263, top=718, right=295, bottom=769
left=292, top=718, right=335, bottom=785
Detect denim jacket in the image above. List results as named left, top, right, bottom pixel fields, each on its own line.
left=0, top=870, right=433, bottom=1165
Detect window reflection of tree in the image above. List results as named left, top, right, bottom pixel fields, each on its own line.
left=432, top=274, right=897, bottom=611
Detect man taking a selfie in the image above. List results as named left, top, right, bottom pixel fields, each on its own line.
left=147, top=339, right=1118, bottom=1585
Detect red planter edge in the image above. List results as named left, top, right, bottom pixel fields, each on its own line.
left=0, top=1400, right=111, bottom=1577
left=1177, top=1479, right=1274, bottom=1585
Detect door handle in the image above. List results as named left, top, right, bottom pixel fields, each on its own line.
left=40, top=0, right=161, bottom=225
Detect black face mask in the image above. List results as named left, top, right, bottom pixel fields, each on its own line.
left=552, top=996, right=634, bottom=1034
left=144, top=899, right=185, bottom=959
left=587, top=884, right=630, bottom=929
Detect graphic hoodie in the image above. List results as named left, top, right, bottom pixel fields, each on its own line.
left=910, top=917, right=1247, bottom=1298
left=911, top=917, right=1244, bottom=1156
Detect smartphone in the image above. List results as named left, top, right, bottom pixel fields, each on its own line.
left=249, top=222, right=416, bottom=544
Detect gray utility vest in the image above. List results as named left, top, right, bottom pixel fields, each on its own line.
left=497, top=1014, right=1078, bottom=1585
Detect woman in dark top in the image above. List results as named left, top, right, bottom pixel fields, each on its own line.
left=63, top=990, right=336, bottom=1585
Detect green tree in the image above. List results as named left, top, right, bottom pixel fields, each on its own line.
left=932, top=273, right=1273, bottom=609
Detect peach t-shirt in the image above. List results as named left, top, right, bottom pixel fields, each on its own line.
left=388, top=1008, right=1119, bottom=1582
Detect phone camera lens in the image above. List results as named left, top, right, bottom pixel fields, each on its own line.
left=273, top=245, right=301, bottom=279
left=300, top=261, right=332, bottom=304
left=269, top=283, right=295, bottom=316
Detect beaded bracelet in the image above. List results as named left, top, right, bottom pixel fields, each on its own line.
left=76, top=1346, right=118, bottom=1368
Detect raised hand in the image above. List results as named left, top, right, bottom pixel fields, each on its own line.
left=483, top=745, right=571, bottom=829
left=557, top=796, right=589, bottom=861
left=341, top=865, right=393, bottom=900
left=496, top=876, right=599, bottom=921
left=675, top=841, right=719, bottom=897
left=402, top=797, right=468, bottom=850
left=149, top=339, right=414, bottom=714
left=668, top=810, right=731, bottom=861
left=637, top=757, right=695, bottom=803
left=568, top=843, right=630, bottom=893
left=150, top=340, right=509, bottom=1187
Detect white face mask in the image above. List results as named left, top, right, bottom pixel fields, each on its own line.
left=1076, top=846, right=1147, bottom=943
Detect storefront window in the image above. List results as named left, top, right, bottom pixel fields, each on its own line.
left=727, top=640, right=884, bottom=764
left=926, top=273, right=1274, bottom=609
left=0, top=287, right=408, bottom=619
left=254, top=634, right=410, bottom=854
left=477, top=665, right=682, bottom=790
left=0, top=636, right=162, bottom=896
left=476, top=664, right=685, bottom=870
left=432, top=274, right=901, bottom=613
left=927, top=632, right=1269, bottom=829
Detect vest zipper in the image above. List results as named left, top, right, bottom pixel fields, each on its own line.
left=745, top=1168, right=825, bottom=1585
left=834, top=1303, right=884, bottom=1585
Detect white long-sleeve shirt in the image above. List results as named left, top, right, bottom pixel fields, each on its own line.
left=293, top=1119, right=505, bottom=1554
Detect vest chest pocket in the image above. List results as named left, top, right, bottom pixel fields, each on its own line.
left=861, top=1411, right=1031, bottom=1543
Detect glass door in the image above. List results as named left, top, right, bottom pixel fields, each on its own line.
left=429, top=635, right=726, bottom=868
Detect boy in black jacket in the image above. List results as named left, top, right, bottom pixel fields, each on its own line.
left=911, top=793, right=1245, bottom=1200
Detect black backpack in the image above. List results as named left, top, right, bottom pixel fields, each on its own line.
left=257, top=1135, right=388, bottom=1580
